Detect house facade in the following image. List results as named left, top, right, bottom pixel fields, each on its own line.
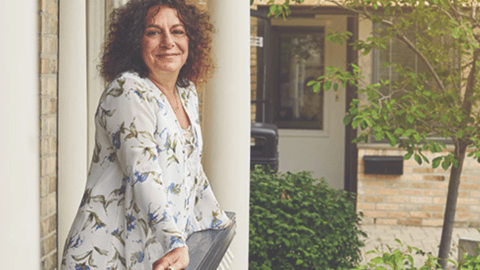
left=250, top=0, right=480, bottom=228
left=2, top=0, right=250, bottom=269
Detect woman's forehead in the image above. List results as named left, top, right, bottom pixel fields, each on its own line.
left=145, top=5, right=183, bottom=25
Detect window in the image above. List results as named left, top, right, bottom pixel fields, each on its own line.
left=273, top=27, right=325, bottom=130
left=372, top=21, right=429, bottom=98
left=371, top=20, right=454, bottom=144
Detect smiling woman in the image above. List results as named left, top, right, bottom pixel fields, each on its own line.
left=142, top=7, right=189, bottom=81
left=60, top=1, right=230, bottom=270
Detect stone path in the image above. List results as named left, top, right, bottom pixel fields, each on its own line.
left=358, top=225, right=480, bottom=269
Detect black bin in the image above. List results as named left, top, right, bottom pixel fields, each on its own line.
left=250, top=123, right=279, bottom=173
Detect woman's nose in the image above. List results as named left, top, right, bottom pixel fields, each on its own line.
left=161, top=32, right=175, bottom=48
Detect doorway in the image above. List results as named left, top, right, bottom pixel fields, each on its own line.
left=252, top=11, right=351, bottom=190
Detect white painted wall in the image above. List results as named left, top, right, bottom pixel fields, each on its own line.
left=58, top=0, right=88, bottom=263
left=203, top=1, right=251, bottom=269
left=0, top=1, right=40, bottom=269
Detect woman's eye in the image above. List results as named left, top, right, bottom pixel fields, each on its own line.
left=173, top=30, right=185, bottom=35
left=146, top=30, right=159, bottom=36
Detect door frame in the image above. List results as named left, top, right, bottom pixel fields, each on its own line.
left=254, top=5, right=358, bottom=194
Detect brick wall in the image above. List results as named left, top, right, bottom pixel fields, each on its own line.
left=39, top=0, right=59, bottom=269
left=357, top=145, right=480, bottom=228
left=250, top=15, right=258, bottom=122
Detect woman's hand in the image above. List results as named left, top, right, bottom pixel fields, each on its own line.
left=153, top=246, right=189, bottom=270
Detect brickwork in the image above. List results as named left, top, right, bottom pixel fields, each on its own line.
left=39, top=0, right=59, bottom=269
left=357, top=146, right=480, bottom=228
left=250, top=15, right=258, bottom=122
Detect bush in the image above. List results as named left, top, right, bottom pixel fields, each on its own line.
left=249, top=167, right=366, bottom=269
left=353, top=236, right=480, bottom=270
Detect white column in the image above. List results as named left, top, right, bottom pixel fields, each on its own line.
left=203, top=1, right=251, bottom=270
left=87, top=0, right=106, bottom=166
left=0, top=1, right=39, bottom=269
left=58, top=0, right=88, bottom=263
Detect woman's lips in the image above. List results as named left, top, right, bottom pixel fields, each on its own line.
left=156, top=53, right=179, bottom=57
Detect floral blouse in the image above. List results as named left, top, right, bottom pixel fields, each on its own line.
left=61, top=72, right=230, bottom=270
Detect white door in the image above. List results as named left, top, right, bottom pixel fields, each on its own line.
left=271, top=15, right=347, bottom=190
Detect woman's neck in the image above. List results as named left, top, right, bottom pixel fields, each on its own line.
left=148, top=72, right=178, bottom=95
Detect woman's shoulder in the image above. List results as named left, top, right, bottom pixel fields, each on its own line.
left=100, top=71, right=161, bottom=109
left=103, top=72, right=156, bottom=97
left=108, top=71, right=151, bottom=89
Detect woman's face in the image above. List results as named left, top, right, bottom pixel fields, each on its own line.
left=142, top=6, right=189, bottom=79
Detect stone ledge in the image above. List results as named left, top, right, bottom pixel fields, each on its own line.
left=458, top=237, right=480, bottom=262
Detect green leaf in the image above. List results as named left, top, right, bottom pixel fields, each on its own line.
left=452, top=27, right=460, bottom=39
left=313, top=82, right=321, bottom=93
left=457, top=129, right=465, bottom=139
left=404, top=152, right=413, bottom=160
left=385, top=132, right=397, bottom=146
left=324, top=80, right=332, bottom=91
left=413, top=134, right=422, bottom=143
left=333, top=83, right=339, bottom=91
left=432, top=157, right=443, bottom=168
left=306, top=80, right=316, bottom=86
left=441, top=160, right=451, bottom=170
left=406, top=114, right=414, bottom=123
left=296, top=259, right=304, bottom=265
left=414, top=154, right=422, bottom=165
left=343, top=115, right=352, bottom=125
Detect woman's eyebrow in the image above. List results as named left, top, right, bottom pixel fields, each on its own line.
left=145, top=24, right=160, bottom=29
left=145, top=23, right=185, bottom=29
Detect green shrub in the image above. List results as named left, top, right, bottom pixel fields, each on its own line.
left=249, top=167, right=366, bottom=269
left=460, top=246, right=480, bottom=270
left=353, top=236, right=480, bottom=270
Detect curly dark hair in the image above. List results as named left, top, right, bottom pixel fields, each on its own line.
left=101, top=0, right=214, bottom=87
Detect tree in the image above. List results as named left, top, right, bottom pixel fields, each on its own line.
left=252, top=0, right=305, bottom=18
left=255, top=0, right=480, bottom=269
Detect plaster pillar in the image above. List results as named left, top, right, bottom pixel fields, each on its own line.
left=0, top=1, right=39, bottom=268
left=58, top=0, right=88, bottom=263
left=204, top=1, right=251, bottom=269
left=87, top=0, right=106, bottom=167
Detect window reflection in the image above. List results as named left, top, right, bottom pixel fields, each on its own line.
left=274, top=29, right=325, bottom=130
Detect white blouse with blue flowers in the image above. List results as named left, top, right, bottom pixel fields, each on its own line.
left=61, top=72, right=230, bottom=270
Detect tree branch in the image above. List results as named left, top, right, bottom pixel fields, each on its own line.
left=326, top=0, right=447, bottom=92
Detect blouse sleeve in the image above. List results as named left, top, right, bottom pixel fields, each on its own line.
left=101, top=76, right=186, bottom=253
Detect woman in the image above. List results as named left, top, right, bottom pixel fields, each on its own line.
left=61, top=1, right=231, bottom=269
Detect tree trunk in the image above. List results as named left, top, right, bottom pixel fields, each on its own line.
left=437, top=141, right=468, bottom=269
